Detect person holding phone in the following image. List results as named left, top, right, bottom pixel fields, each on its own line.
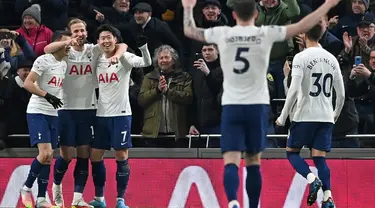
left=0, top=29, right=36, bottom=76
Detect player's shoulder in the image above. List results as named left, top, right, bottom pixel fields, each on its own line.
left=259, top=25, right=285, bottom=34
left=34, top=53, right=54, bottom=65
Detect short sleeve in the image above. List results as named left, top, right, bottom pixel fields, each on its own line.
left=265, top=25, right=287, bottom=43
left=31, top=56, right=46, bottom=76
left=204, top=26, right=228, bottom=44
left=291, top=54, right=304, bottom=78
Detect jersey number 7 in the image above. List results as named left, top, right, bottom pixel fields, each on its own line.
left=309, top=73, right=333, bottom=97
left=233, top=47, right=250, bottom=74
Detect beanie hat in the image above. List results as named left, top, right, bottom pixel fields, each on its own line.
left=362, top=0, right=369, bottom=9
left=22, top=4, right=41, bottom=24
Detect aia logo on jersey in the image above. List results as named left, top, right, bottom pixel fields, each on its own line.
left=98, top=72, right=119, bottom=83
left=69, top=65, right=93, bottom=75
left=48, top=76, right=64, bottom=87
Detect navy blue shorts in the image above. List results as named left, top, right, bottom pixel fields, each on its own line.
left=27, top=113, right=59, bottom=149
left=287, top=122, right=333, bottom=152
left=92, top=116, right=132, bottom=150
left=58, top=110, right=96, bottom=147
left=220, top=104, right=269, bottom=154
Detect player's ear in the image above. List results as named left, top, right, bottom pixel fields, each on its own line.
left=232, top=11, right=237, bottom=21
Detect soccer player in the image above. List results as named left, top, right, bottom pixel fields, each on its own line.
left=43, top=18, right=128, bottom=207
left=88, top=24, right=151, bottom=208
left=276, top=24, right=345, bottom=208
left=181, top=0, right=341, bottom=207
left=20, top=30, right=71, bottom=208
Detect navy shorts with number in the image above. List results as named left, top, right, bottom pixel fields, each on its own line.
left=27, top=113, right=59, bottom=149
left=58, top=110, right=96, bottom=147
left=220, top=104, right=269, bottom=154
left=287, top=122, right=333, bottom=152
left=92, top=116, right=132, bottom=150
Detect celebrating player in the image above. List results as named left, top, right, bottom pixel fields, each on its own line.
left=88, top=24, right=151, bottom=208
left=20, top=30, right=71, bottom=208
left=276, top=24, right=345, bottom=208
left=181, top=0, right=341, bottom=207
left=43, top=18, right=128, bottom=207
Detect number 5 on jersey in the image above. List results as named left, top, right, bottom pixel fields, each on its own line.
left=233, top=47, right=250, bottom=74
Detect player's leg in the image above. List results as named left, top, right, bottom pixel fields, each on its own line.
left=286, top=122, right=322, bottom=206
left=112, top=116, right=132, bottom=208
left=311, top=123, right=335, bottom=208
left=220, top=106, right=244, bottom=208
left=71, top=110, right=96, bottom=207
left=243, top=104, right=269, bottom=208
left=21, top=114, right=55, bottom=208
left=52, top=110, right=76, bottom=206
left=89, top=117, right=110, bottom=208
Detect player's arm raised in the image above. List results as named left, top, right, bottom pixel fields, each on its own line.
left=120, top=36, right=152, bottom=68
left=44, top=37, right=78, bottom=53
left=285, top=0, right=341, bottom=40
left=182, top=0, right=206, bottom=42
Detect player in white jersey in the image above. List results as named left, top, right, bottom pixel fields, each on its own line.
left=43, top=18, right=128, bottom=208
left=88, top=24, right=151, bottom=208
left=276, top=24, right=345, bottom=208
left=20, top=30, right=71, bottom=208
left=182, top=0, right=341, bottom=207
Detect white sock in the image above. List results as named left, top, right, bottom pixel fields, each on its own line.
left=22, top=185, right=31, bottom=192
left=94, top=196, right=105, bottom=202
left=53, top=183, right=61, bottom=189
left=36, top=197, right=46, bottom=203
left=323, top=190, right=332, bottom=201
left=307, top=173, right=316, bottom=184
left=116, top=197, right=124, bottom=202
left=228, top=200, right=240, bottom=208
left=73, top=192, right=82, bottom=203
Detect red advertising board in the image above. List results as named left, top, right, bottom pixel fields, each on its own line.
left=0, top=159, right=374, bottom=208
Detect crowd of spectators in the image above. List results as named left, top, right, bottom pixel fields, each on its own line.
left=0, top=0, right=375, bottom=149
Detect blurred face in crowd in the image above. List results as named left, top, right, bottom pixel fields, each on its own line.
left=352, top=0, right=366, bottom=14
left=0, top=37, right=11, bottom=49
left=369, top=51, right=375, bottom=70
left=202, top=4, right=220, bottom=21
left=69, top=22, right=87, bottom=46
left=23, top=15, right=38, bottom=29
left=17, top=68, right=30, bottom=81
left=134, top=10, right=151, bottom=25
left=113, top=0, right=130, bottom=12
left=357, top=24, right=375, bottom=40
left=202, top=45, right=218, bottom=62
left=98, top=31, right=117, bottom=53
left=261, top=0, right=279, bottom=8
left=157, top=50, right=174, bottom=72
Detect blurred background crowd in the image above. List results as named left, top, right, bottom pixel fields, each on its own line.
left=0, top=0, right=375, bottom=149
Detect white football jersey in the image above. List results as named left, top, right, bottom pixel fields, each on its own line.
left=27, top=54, right=66, bottom=116
left=291, top=46, right=343, bottom=123
left=62, top=44, right=101, bottom=110
left=96, top=45, right=151, bottom=117
left=204, top=25, right=287, bottom=105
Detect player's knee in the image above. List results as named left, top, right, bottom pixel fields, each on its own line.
left=244, top=152, right=261, bottom=165
left=60, top=146, right=75, bottom=162
left=90, top=148, right=105, bottom=162
left=311, top=148, right=326, bottom=157
left=223, top=151, right=241, bottom=166
left=38, top=150, right=54, bottom=164
left=115, top=149, right=129, bottom=161
left=76, top=145, right=90, bottom=158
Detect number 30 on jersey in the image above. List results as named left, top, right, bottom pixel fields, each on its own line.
left=233, top=47, right=250, bottom=74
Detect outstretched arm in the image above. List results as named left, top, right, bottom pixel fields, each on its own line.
left=182, top=1, right=206, bottom=42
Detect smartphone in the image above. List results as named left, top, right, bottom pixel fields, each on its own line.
left=195, top=53, right=203, bottom=60
left=354, top=56, right=362, bottom=66
left=0, top=32, right=15, bottom=40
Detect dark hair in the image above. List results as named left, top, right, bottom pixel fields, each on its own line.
left=51, top=30, right=72, bottom=42
left=96, top=24, right=122, bottom=43
left=233, top=0, right=256, bottom=21
left=305, top=24, right=323, bottom=42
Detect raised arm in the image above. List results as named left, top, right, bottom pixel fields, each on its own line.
left=182, top=0, right=206, bottom=42
left=44, top=37, right=77, bottom=54
left=120, top=45, right=152, bottom=68
left=285, top=0, right=340, bottom=40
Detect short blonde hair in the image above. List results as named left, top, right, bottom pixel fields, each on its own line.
left=66, top=18, right=87, bottom=31
left=0, top=28, right=20, bottom=57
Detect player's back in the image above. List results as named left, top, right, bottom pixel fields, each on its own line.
left=204, top=25, right=287, bottom=105
left=292, top=46, right=341, bottom=123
